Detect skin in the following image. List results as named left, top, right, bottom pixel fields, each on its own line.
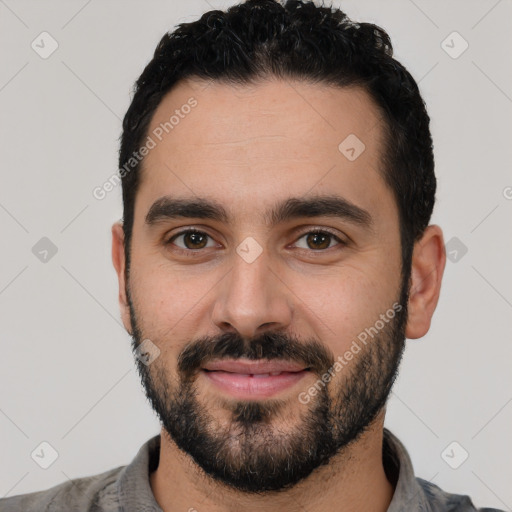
left=112, top=77, right=446, bottom=512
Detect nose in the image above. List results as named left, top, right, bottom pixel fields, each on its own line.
left=211, top=248, right=293, bottom=340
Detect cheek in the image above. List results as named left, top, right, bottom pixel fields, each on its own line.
left=291, top=264, right=400, bottom=357
left=128, top=269, right=200, bottom=370
left=128, top=257, right=220, bottom=339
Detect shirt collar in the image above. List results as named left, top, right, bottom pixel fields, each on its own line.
left=116, top=434, right=163, bottom=511
left=383, top=428, right=431, bottom=511
left=115, top=429, right=426, bottom=511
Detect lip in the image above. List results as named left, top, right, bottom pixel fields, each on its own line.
left=202, top=359, right=308, bottom=374
left=201, top=359, right=310, bottom=399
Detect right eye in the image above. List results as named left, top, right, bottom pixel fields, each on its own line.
left=166, top=229, right=217, bottom=252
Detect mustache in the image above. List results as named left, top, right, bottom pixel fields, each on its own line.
left=177, top=330, right=335, bottom=380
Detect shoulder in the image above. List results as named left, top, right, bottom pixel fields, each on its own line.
left=0, top=465, right=124, bottom=512
left=417, top=477, right=505, bottom=512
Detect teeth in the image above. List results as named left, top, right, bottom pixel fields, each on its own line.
left=250, top=372, right=282, bottom=378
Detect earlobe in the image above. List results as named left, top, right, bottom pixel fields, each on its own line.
left=405, top=225, right=446, bottom=340
left=111, top=222, right=132, bottom=334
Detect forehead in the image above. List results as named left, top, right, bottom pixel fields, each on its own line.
left=145, top=77, right=384, bottom=157
left=137, top=77, right=392, bottom=223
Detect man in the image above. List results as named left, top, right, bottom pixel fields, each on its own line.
left=0, top=1, right=503, bottom=511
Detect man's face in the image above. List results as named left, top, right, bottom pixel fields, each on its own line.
left=121, top=78, right=407, bottom=493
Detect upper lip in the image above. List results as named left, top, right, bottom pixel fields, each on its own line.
left=202, top=359, right=308, bottom=374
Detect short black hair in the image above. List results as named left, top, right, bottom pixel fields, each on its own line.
left=119, top=0, right=436, bottom=279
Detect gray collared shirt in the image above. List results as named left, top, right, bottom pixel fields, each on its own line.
left=0, top=429, right=503, bottom=511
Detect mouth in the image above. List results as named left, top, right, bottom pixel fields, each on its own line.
left=201, top=359, right=311, bottom=399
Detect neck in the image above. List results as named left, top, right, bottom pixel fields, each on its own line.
left=149, top=412, right=395, bottom=512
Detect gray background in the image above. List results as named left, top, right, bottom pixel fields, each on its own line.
left=1, top=0, right=511, bottom=509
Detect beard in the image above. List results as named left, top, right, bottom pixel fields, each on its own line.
left=126, top=277, right=409, bottom=495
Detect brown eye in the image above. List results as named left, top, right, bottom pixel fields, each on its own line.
left=294, top=230, right=343, bottom=251
left=168, top=230, right=214, bottom=250
left=306, top=232, right=331, bottom=250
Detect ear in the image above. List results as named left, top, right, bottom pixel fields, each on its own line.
left=111, top=221, right=132, bottom=334
left=405, top=225, right=446, bottom=339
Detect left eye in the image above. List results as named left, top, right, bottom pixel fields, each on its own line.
left=294, top=231, right=342, bottom=250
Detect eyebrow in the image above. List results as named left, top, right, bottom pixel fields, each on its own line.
left=145, top=194, right=373, bottom=230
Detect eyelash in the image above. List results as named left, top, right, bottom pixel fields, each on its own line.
left=165, top=228, right=347, bottom=257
